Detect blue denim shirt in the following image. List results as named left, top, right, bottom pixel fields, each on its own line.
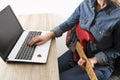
left=51, top=0, right=120, bottom=70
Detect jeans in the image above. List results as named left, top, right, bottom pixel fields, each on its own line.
left=58, top=50, right=112, bottom=80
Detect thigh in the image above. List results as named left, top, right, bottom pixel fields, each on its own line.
left=59, top=65, right=112, bottom=80
left=94, top=65, right=112, bottom=80
left=60, top=66, right=90, bottom=80
left=58, top=50, right=76, bottom=73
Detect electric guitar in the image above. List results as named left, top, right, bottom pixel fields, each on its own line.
left=66, top=23, right=98, bottom=80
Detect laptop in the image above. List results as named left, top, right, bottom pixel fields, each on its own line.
left=0, top=5, right=52, bottom=63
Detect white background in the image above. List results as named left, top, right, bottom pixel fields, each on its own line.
left=0, top=0, right=83, bottom=57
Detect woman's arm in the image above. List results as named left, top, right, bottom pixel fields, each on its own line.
left=28, top=31, right=55, bottom=46
left=95, top=22, right=120, bottom=67
left=51, top=3, right=82, bottom=37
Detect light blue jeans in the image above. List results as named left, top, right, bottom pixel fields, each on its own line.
left=58, top=50, right=112, bottom=80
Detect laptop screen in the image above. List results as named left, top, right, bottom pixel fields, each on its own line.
left=0, top=5, right=23, bottom=61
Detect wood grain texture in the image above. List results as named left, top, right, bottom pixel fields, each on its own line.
left=0, top=14, right=59, bottom=80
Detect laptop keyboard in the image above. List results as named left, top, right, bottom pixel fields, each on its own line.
left=15, top=31, right=41, bottom=60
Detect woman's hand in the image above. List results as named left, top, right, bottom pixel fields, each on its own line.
left=28, top=32, right=55, bottom=46
left=77, top=57, right=86, bottom=70
left=77, top=57, right=98, bottom=70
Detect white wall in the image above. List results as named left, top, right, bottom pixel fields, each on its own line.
left=0, top=0, right=83, bottom=57
left=0, top=0, right=83, bottom=25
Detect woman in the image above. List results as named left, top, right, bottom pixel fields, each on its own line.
left=28, top=0, right=120, bottom=80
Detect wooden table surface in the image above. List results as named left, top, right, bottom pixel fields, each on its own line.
left=0, top=14, right=59, bottom=80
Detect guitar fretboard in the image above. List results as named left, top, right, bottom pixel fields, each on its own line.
left=76, top=41, right=98, bottom=80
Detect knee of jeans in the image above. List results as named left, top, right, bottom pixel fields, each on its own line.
left=95, top=68, right=112, bottom=80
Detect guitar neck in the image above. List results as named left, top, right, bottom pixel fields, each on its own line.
left=76, top=41, right=98, bottom=80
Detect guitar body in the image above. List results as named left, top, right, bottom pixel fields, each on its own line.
left=66, top=23, right=94, bottom=62
left=66, top=23, right=98, bottom=80
left=76, top=23, right=94, bottom=49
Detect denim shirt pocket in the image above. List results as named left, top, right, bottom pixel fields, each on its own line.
left=90, top=24, right=103, bottom=42
left=79, top=15, right=88, bottom=26
left=91, top=23, right=109, bottom=41
left=90, top=23, right=113, bottom=49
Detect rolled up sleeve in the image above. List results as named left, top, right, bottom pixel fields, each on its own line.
left=50, top=3, right=81, bottom=37
left=95, top=51, right=108, bottom=65
left=50, top=26, right=63, bottom=37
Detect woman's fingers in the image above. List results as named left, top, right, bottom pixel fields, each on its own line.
left=35, top=41, right=45, bottom=45
left=28, top=36, right=41, bottom=46
left=78, top=57, right=86, bottom=70
left=28, top=32, right=55, bottom=46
